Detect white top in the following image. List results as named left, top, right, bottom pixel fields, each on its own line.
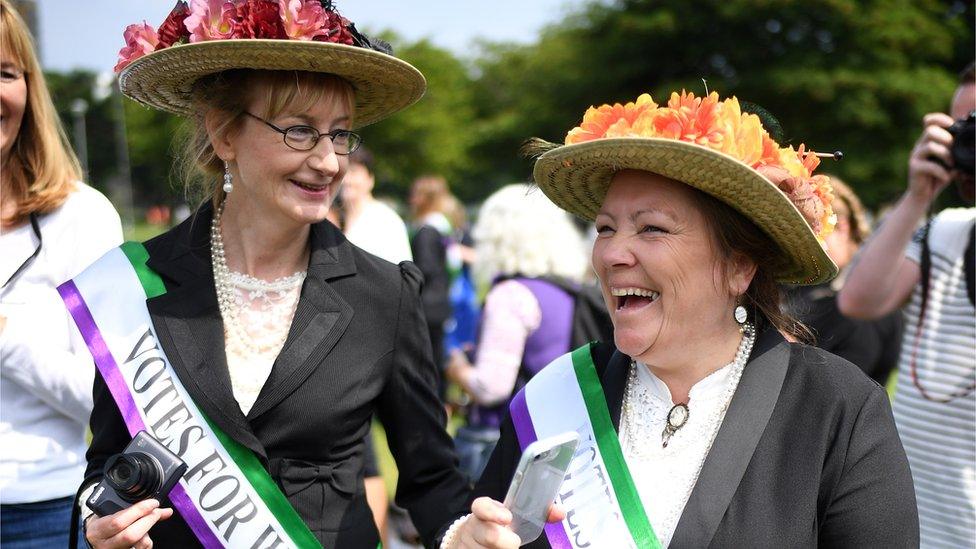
left=344, top=199, right=412, bottom=264
left=0, top=182, right=123, bottom=503
left=619, top=361, right=741, bottom=547
left=221, top=270, right=305, bottom=416
left=892, top=207, right=975, bottom=548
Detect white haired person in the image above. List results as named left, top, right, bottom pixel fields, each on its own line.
left=66, top=2, right=469, bottom=548
left=441, top=91, right=917, bottom=548
left=446, top=183, right=593, bottom=481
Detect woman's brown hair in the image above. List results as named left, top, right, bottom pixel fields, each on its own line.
left=409, top=175, right=450, bottom=220
left=690, top=188, right=813, bottom=343
left=1, top=0, right=82, bottom=226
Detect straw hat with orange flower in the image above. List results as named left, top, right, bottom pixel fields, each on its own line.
left=113, top=0, right=425, bottom=128
left=527, top=91, right=839, bottom=285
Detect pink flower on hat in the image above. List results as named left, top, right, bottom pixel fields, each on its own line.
left=278, top=0, right=333, bottom=40
left=114, top=22, right=160, bottom=72
left=185, top=0, right=241, bottom=42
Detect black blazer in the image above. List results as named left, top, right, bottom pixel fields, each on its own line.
left=83, top=204, right=469, bottom=548
left=409, top=225, right=451, bottom=326
left=475, top=327, right=919, bottom=548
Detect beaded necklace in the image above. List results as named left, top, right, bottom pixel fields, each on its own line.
left=209, top=201, right=307, bottom=357
left=622, top=323, right=755, bottom=455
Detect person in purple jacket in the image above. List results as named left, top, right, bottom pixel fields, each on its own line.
left=446, top=183, right=590, bottom=481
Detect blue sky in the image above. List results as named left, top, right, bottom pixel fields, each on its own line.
left=35, top=0, right=586, bottom=74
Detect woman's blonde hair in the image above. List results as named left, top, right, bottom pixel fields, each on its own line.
left=178, top=69, right=355, bottom=205
left=826, top=175, right=870, bottom=245
left=472, top=184, right=589, bottom=286
left=1, top=0, right=82, bottom=225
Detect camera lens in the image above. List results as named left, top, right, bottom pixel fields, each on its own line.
left=104, top=452, right=164, bottom=503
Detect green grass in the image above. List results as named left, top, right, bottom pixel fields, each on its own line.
left=372, top=413, right=463, bottom=496
left=124, top=222, right=168, bottom=243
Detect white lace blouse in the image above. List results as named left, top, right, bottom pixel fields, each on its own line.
left=220, top=269, right=306, bottom=415
left=618, top=361, right=741, bottom=547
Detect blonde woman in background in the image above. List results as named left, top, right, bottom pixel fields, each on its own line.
left=0, top=1, right=122, bottom=546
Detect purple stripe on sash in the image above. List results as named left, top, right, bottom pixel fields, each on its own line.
left=509, top=389, right=537, bottom=451
left=509, top=389, right=573, bottom=549
left=58, top=281, right=145, bottom=435
left=57, top=280, right=223, bottom=549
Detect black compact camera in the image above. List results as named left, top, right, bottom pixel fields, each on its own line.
left=87, top=431, right=187, bottom=517
left=946, top=110, right=975, bottom=174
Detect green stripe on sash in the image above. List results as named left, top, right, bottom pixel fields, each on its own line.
left=122, top=242, right=321, bottom=548
left=570, top=345, right=661, bottom=549
left=121, top=242, right=165, bottom=299
left=204, top=416, right=320, bottom=548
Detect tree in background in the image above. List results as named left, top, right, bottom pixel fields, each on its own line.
left=45, top=0, right=973, bottom=213
left=360, top=34, right=477, bottom=202
left=464, top=0, right=974, bottom=208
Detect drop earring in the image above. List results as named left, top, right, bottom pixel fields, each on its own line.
left=734, top=303, right=748, bottom=332
left=222, top=162, right=233, bottom=194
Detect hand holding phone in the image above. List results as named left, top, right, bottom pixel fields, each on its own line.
left=503, top=432, right=579, bottom=545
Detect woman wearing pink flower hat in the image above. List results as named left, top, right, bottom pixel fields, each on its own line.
left=68, top=2, right=469, bottom=548
left=441, top=92, right=918, bottom=548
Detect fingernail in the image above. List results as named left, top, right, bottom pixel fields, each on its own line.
left=146, top=499, right=160, bottom=508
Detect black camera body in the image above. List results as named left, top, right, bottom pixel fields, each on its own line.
left=87, top=431, right=187, bottom=517
left=947, top=110, right=976, bottom=174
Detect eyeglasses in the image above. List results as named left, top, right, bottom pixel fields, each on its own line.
left=243, top=112, right=362, bottom=154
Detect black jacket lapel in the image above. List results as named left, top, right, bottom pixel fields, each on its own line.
left=669, top=328, right=790, bottom=548
left=144, top=206, right=268, bottom=462
left=246, top=221, right=356, bottom=421
left=599, top=347, right=631, bottom=430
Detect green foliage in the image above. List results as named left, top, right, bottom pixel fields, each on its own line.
left=463, top=0, right=974, bottom=208
left=122, top=98, right=185, bottom=203
left=45, top=71, right=116, bottom=195
left=361, top=33, right=477, bottom=201
left=44, top=1, right=973, bottom=211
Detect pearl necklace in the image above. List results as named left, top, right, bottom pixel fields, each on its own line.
left=622, top=323, right=755, bottom=457
left=210, top=201, right=307, bottom=357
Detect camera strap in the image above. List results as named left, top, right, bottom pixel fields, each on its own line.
left=57, top=243, right=320, bottom=549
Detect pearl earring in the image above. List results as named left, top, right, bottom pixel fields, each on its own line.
left=222, top=162, right=233, bottom=194
left=734, top=304, right=748, bottom=331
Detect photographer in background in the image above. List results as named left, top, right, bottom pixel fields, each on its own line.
left=839, top=62, right=975, bottom=548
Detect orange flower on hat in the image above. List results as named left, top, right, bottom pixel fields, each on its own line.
left=566, top=94, right=657, bottom=144
left=563, top=90, right=836, bottom=241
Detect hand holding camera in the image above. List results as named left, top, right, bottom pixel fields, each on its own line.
left=84, top=431, right=186, bottom=548
left=909, top=110, right=976, bottom=205
left=84, top=499, right=173, bottom=549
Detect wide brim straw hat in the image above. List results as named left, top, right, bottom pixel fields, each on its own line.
left=119, top=40, right=425, bottom=128
left=113, top=2, right=425, bottom=128
left=530, top=92, right=839, bottom=285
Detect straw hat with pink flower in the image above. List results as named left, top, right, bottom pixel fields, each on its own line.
left=527, top=91, right=840, bottom=285
left=114, top=0, right=425, bottom=128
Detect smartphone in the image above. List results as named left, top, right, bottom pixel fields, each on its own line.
left=503, top=431, right=580, bottom=545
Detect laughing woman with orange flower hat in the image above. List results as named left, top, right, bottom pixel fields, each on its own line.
left=440, top=92, right=918, bottom=548
left=64, top=2, right=470, bottom=548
